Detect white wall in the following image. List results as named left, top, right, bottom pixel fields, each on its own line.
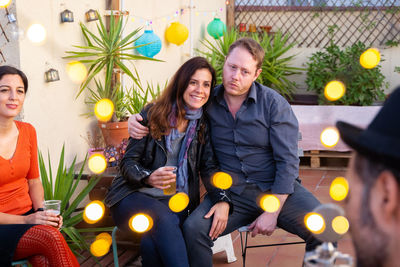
left=14, top=0, right=226, bottom=169
left=123, top=0, right=226, bottom=88
left=0, top=1, right=19, bottom=67
left=16, top=0, right=106, bottom=167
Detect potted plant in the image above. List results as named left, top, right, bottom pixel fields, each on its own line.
left=123, top=70, right=165, bottom=114
left=305, top=40, right=388, bottom=105
left=65, top=12, right=160, bottom=146
left=39, top=145, right=112, bottom=257
left=197, top=28, right=303, bottom=98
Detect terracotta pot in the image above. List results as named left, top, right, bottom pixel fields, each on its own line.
left=98, top=121, right=129, bottom=147
left=239, top=23, right=246, bottom=32
left=260, top=25, right=272, bottom=33
left=248, top=24, right=257, bottom=33
left=88, top=148, right=104, bottom=157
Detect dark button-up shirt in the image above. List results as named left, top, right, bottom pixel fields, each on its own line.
left=206, top=82, right=299, bottom=195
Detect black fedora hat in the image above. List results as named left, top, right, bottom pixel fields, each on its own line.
left=336, top=86, right=400, bottom=171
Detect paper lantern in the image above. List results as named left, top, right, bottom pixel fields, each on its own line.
left=207, top=18, right=226, bottom=39
left=165, top=22, right=189, bottom=46
left=135, top=30, right=162, bottom=58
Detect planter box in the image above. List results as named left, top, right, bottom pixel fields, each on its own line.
left=292, top=105, right=381, bottom=152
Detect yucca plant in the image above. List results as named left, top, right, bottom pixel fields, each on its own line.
left=124, top=70, right=165, bottom=114
left=64, top=11, right=161, bottom=121
left=84, top=79, right=129, bottom=121
left=197, top=29, right=303, bottom=98
left=39, top=145, right=111, bottom=256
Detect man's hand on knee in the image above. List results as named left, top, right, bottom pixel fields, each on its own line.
left=204, top=202, right=230, bottom=240
left=248, top=212, right=278, bottom=237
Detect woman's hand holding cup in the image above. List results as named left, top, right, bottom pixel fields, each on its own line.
left=146, top=166, right=177, bottom=193
left=43, top=200, right=62, bottom=228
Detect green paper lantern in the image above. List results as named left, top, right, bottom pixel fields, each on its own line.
left=207, top=18, right=226, bottom=39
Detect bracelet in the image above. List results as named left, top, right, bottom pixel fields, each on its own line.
left=35, top=208, right=44, bottom=212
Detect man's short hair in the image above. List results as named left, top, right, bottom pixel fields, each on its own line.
left=354, top=152, right=400, bottom=226
left=227, top=38, right=265, bottom=70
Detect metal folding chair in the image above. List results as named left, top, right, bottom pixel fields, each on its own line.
left=238, top=226, right=305, bottom=267
left=111, top=226, right=120, bottom=267
left=11, top=259, right=29, bottom=267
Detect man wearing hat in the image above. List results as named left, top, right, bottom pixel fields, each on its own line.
left=336, top=87, right=400, bottom=267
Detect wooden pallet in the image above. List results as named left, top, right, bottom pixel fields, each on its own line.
left=300, top=150, right=352, bottom=169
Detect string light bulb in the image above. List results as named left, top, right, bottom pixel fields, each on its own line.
left=83, top=200, right=105, bottom=224
left=360, top=48, right=380, bottom=69
left=320, top=127, right=340, bottom=148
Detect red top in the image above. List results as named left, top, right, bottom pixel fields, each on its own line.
left=0, top=121, right=39, bottom=215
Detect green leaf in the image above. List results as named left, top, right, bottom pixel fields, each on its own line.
left=65, top=10, right=164, bottom=118
left=39, top=146, right=103, bottom=255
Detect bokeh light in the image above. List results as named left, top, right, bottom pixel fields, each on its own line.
left=259, top=195, right=280, bottom=213
left=88, top=153, right=107, bottom=174
left=332, top=216, right=349, bottom=235
left=129, top=213, right=153, bottom=233
left=83, top=200, right=105, bottom=224
left=66, top=61, right=87, bottom=83
left=360, top=48, right=380, bottom=69
left=90, top=239, right=110, bottom=257
left=324, top=81, right=346, bottom=101
left=27, top=23, right=46, bottom=44
left=0, top=0, right=11, bottom=8
left=330, top=177, right=349, bottom=201
left=168, top=192, right=189, bottom=213
left=94, top=98, right=114, bottom=122
left=305, top=212, right=325, bottom=234
left=320, top=127, right=340, bottom=148
left=212, top=172, right=233, bottom=190
left=96, top=232, right=112, bottom=246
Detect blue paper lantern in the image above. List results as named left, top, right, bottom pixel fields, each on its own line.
left=207, top=18, right=226, bottom=39
left=135, top=30, right=162, bottom=58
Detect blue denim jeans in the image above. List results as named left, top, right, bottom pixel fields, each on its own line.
left=183, top=180, right=322, bottom=267
left=110, top=192, right=189, bottom=267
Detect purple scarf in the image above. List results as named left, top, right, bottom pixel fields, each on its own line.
left=165, top=104, right=202, bottom=194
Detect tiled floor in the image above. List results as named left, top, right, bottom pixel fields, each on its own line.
left=82, top=168, right=355, bottom=266
left=212, top=168, right=355, bottom=267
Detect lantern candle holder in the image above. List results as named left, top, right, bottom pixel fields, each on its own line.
left=85, top=9, right=98, bottom=22
left=60, top=9, right=74, bottom=23
left=44, top=68, right=60, bottom=82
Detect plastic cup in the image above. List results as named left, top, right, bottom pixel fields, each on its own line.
left=163, top=167, right=177, bottom=195
left=43, top=200, right=61, bottom=216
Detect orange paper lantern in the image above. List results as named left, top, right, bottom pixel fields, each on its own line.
left=165, top=22, right=189, bottom=46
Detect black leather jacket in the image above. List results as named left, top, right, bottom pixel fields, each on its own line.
left=105, top=108, right=232, bottom=214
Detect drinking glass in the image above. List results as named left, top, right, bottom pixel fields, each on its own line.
left=43, top=200, right=61, bottom=216
left=163, top=167, right=177, bottom=195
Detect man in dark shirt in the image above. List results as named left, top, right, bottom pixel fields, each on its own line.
left=128, top=38, right=321, bottom=267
